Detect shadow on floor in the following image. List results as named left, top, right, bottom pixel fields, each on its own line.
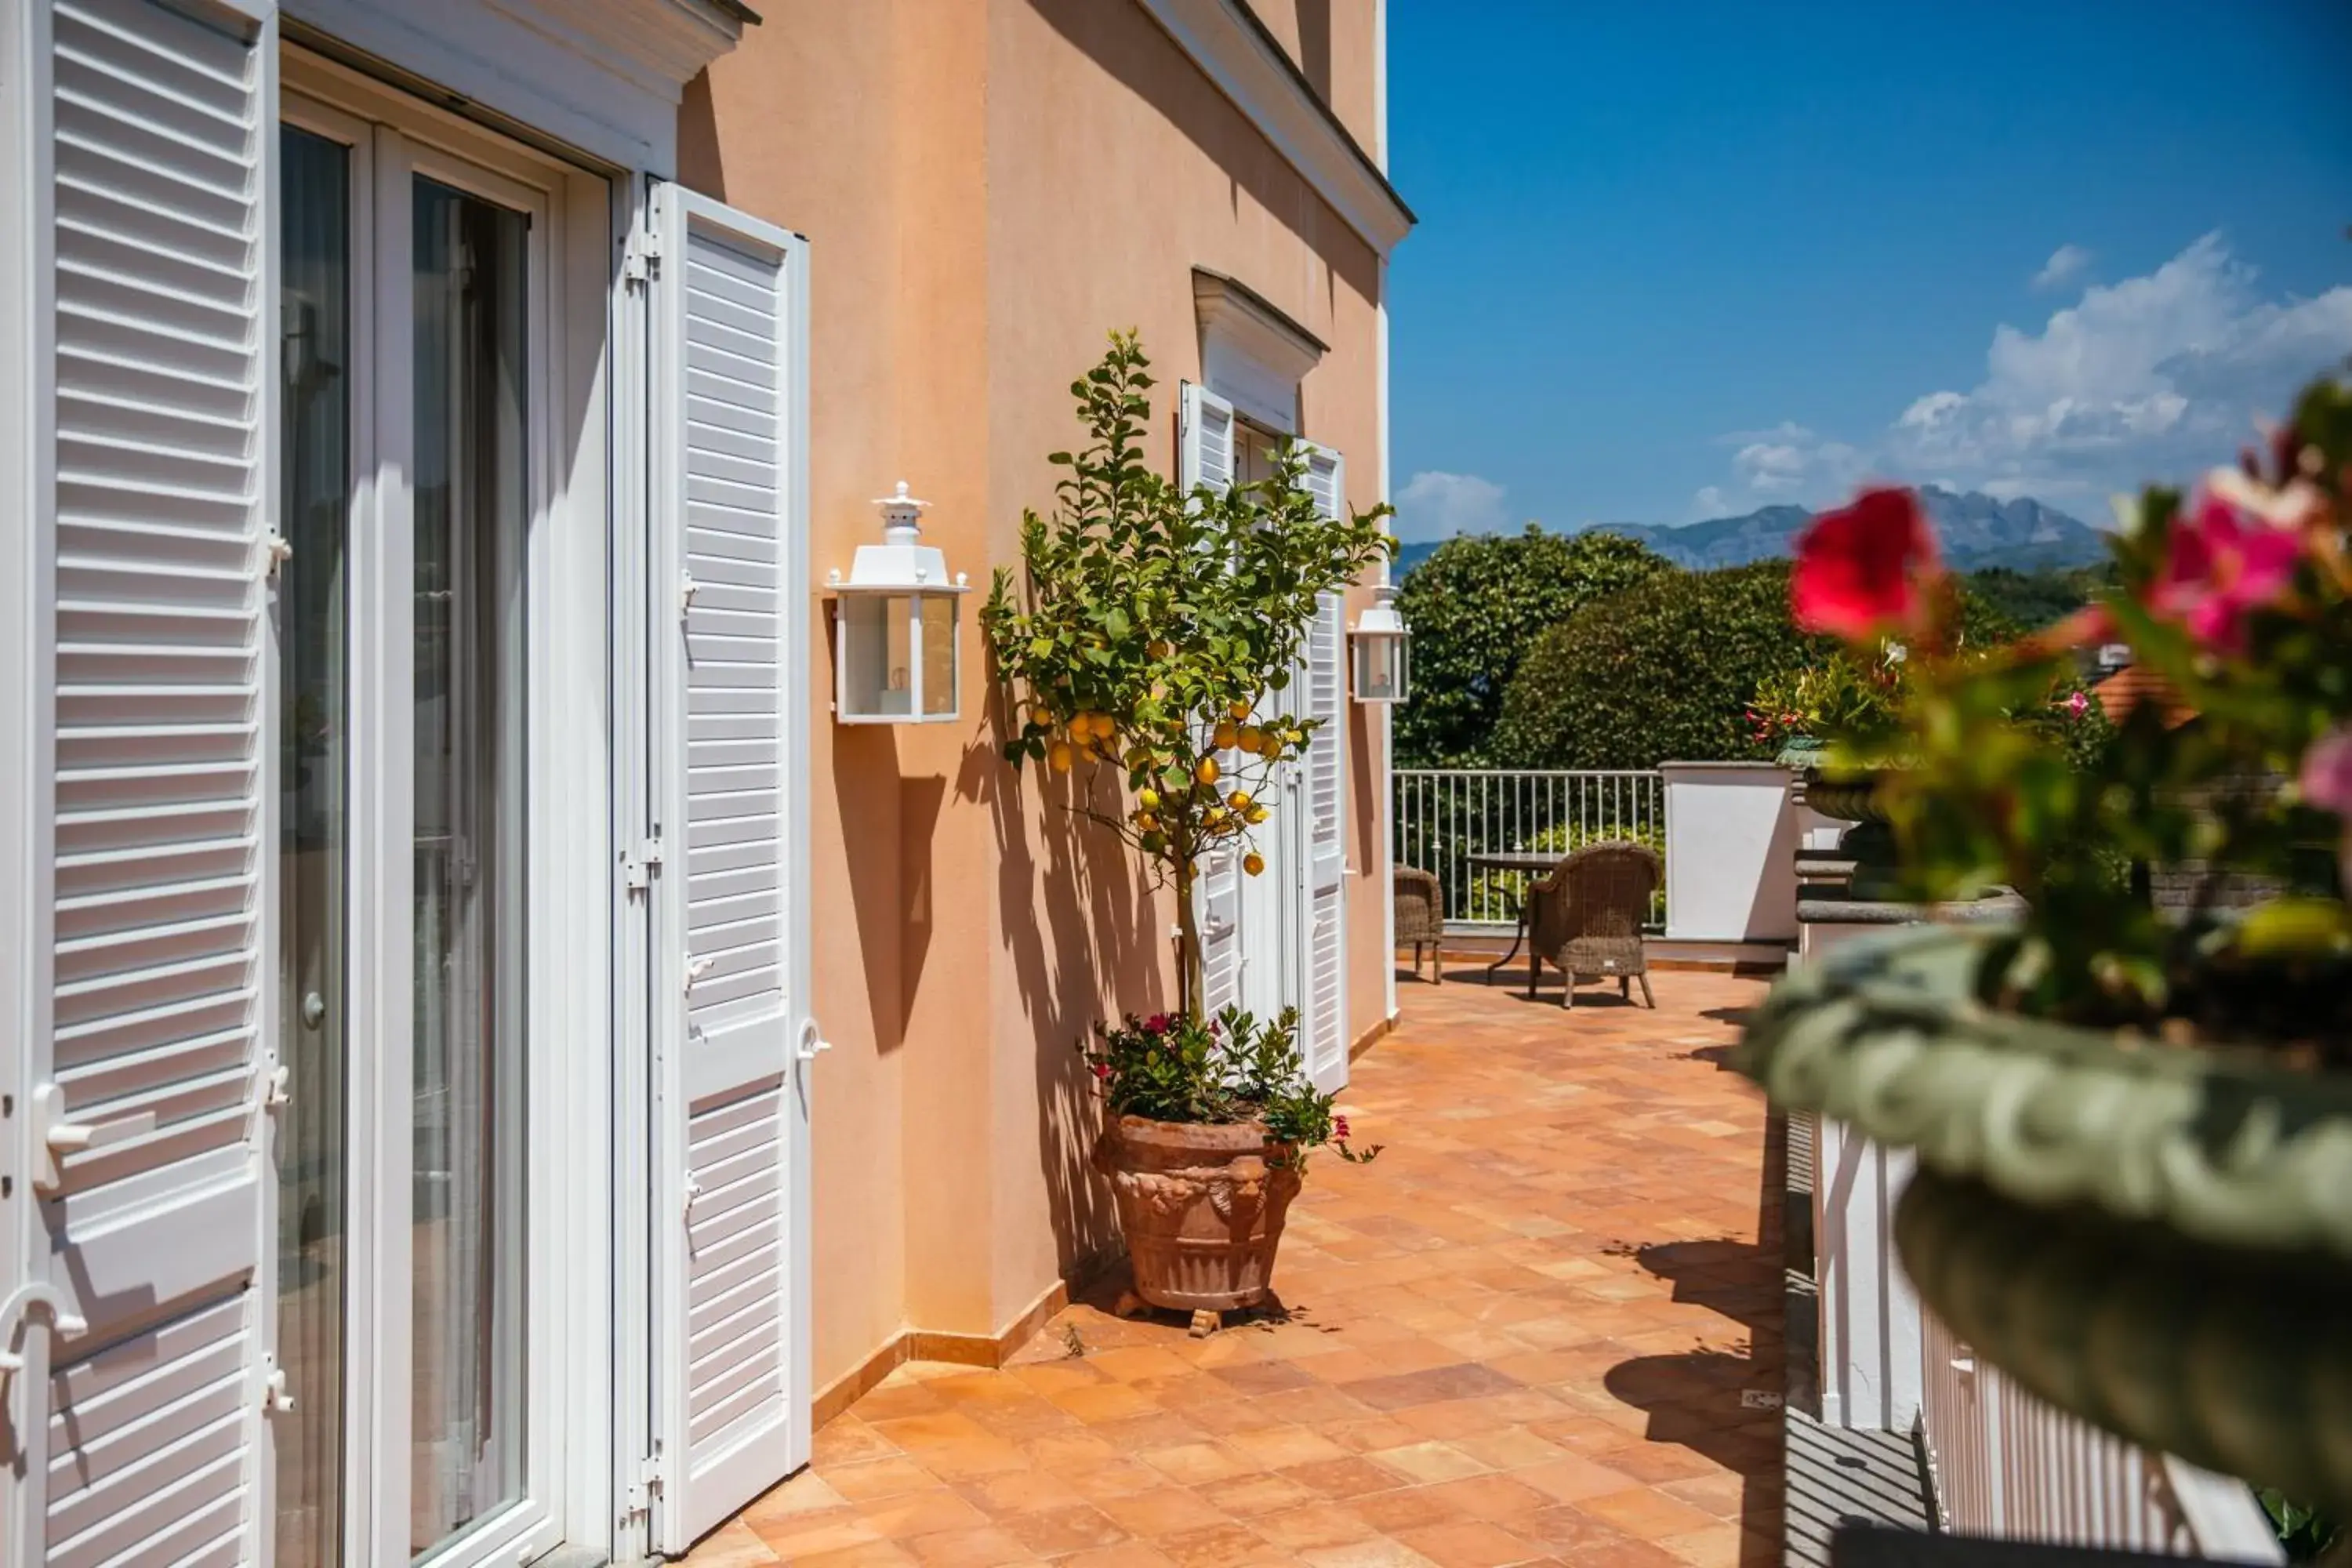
left=1600, top=1102, right=1791, bottom=1559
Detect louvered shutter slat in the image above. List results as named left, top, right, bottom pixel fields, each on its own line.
left=31, top=2, right=272, bottom=1565
left=1179, top=383, right=1245, bottom=1019
left=1300, top=449, right=1350, bottom=1091
left=652, top=183, right=813, bottom=1552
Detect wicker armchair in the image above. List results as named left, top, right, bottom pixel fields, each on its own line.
left=1525, top=841, right=1660, bottom=1008
left=1395, top=866, right=1446, bottom=983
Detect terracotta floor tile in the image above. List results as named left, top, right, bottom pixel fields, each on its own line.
left=1250, top=1501, right=1385, bottom=1552
left=1392, top=1519, right=1550, bottom=1568
left=854, top=1489, right=994, bottom=1540
left=1091, top=1486, right=1239, bottom=1539
left=792, top=1542, right=920, bottom=1568
left=1365, top=1441, right=1489, bottom=1486
left=826, top=1456, right=945, bottom=1503
left=996, top=1502, right=1131, bottom=1556
left=1570, top=1486, right=1728, bottom=1543
left=712, top=974, right=1786, bottom=1566
left=1225, top=1424, right=1352, bottom=1470
left=1153, top=1521, right=1279, bottom=1566
left=953, top=1466, right=1093, bottom=1517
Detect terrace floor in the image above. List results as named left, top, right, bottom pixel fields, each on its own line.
left=688, top=962, right=1783, bottom=1568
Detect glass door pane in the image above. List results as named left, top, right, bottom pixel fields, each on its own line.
left=277, top=123, right=353, bottom=1568
left=409, top=175, right=530, bottom=1559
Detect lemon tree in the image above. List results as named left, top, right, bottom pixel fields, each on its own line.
left=982, top=332, right=1393, bottom=1018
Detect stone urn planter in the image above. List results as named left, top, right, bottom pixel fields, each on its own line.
left=1094, top=1115, right=1301, bottom=1317
left=1735, top=920, right=2352, bottom=1514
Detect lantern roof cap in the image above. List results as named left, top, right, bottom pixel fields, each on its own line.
left=829, top=478, right=969, bottom=593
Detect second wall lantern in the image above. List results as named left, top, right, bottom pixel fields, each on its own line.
left=830, top=481, right=968, bottom=724
left=1349, top=583, right=1410, bottom=704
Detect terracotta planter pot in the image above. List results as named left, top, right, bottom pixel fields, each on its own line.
left=1094, top=1116, right=1301, bottom=1312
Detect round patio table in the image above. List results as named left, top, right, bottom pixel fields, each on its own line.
left=1464, top=850, right=1567, bottom=982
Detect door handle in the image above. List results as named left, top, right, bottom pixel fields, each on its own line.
left=0, top=1281, right=87, bottom=1435
left=31, top=1084, right=158, bottom=1195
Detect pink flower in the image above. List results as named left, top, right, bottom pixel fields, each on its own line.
left=1333, top=1115, right=1351, bottom=1141
left=1143, top=1012, right=1173, bottom=1034
left=1791, top=488, right=1942, bottom=643
left=2301, top=727, right=2352, bottom=815
left=2064, top=690, right=2090, bottom=720
left=2149, top=487, right=2303, bottom=652
left=1091, top=1061, right=1112, bottom=1082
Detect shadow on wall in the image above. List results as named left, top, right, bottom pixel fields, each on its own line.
left=1349, top=703, right=1377, bottom=877
left=834, top=728, right=908, bottom=1053
left=677, top=69, right=725, bottom=199
left=1297, top=0, right=1332, bottom=102
left=963, top=694, right=1160, bottom=1283
left=1024, top=0, right=1381, bottom=306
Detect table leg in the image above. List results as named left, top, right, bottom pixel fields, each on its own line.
left=1483, top=905, right=1527, bottom=985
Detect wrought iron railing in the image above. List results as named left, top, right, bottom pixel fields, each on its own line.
left=1392, top=768, right=1667, bottom=931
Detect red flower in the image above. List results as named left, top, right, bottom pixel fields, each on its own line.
left=1091, top=1062, right=1112, bottom=1082
left=1791, top=488, right=1941, bottom=643
left=2149, top=488, right=2303, bottom=653
left=1143, top=1012, right=1174, bottom=1034
left=1333, top=1115, right=1351, bottom=1141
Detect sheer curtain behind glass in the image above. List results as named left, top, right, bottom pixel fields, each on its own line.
left=276, top=123, right=352, bottom=1568
left=409, top=176, right=529, bottom=1558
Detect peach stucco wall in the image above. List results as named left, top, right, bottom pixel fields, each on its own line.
left=684, top=0, right=1397, bottom=1398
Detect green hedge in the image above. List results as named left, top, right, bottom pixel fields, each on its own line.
left=1396, top=526, right=1671, bottom=767
left=1494, top=561, right=1827, bottom=770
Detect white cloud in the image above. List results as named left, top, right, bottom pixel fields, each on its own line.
left=1690, top=485, right=1731, bottom=520
left=1886, top=232, right=2352, bottom=501
left=2032, top=243, right=2092, bottom=291
left=1392, top=470, right=1510, bottom=541
left=1696, top=234, right=2352, bottom=515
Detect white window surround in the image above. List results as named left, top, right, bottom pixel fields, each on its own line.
left=1136, top=0, right=1414, bottom=256
left=284, top=0, right=750, bottom=173
left=1194, top=270, right=1325, bottom=437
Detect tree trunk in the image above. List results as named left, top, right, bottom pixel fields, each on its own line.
left=1174, top=859, right=1203, bottom=1021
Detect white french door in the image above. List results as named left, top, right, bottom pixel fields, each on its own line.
left=273, top=60, right=605, bottom=1568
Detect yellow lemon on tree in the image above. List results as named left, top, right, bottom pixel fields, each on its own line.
left=1133, top=812, right=1157, bottom=833
left=1048, top=740, right=1073, bottom=773
left=1228, top=789, right=1253, bottom=810
left=1137, top=786, right=1160, bottom=811
left=1243, top=852, right=1265, bottom=877
left=1212, top=720, right=1240, bottom=750
left=1194, top=754, right=1220, bottom=786
left=1229, top=699, right=1251, bottom=721
left=1029, top=704, right=1052, bottom=728
left=1247, top=804, right=1269, bottom=824
left=1238, top=725, right=1263, bottom=751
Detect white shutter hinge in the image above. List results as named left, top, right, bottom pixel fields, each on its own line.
left=681, top=570, right=699, bottom=616
left=260, top=1352, right=294, bottom=1413
left=29, top=1083, right=155, bottom=1195
left=622, top=225, right=663, bottom=289
left=260, top=1051, right=292, bottom=1113
left=796, top=1018, right=833, bottom=1064
left=263, top=529, right=293, bottom=581
left=624, top=837, right=665, bottom=894
left=684, top=954, right=717, bottom=992
left=622, top=1447, right=665, bottom=1522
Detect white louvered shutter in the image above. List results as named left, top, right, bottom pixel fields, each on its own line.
left=647, top=182, right=815, bottom=1552
left=1178, top=383, right=1243, bottom=1018
left=9, top=2, right=278, bottom=1565
left=1299, top=448, right=1351, bottom=1092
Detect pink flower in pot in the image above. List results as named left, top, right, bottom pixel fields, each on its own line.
left=2149, top=485, right=2305, bottom=653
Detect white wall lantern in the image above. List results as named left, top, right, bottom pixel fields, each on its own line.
left=1350, top=583, right=1410, bottom=703
left=829, top=481, right=969, bottom=724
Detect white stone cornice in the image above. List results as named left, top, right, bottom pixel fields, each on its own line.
left=1135, top=0, right=1414, bottom=257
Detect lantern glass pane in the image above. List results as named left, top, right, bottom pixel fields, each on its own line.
left=842, top=594, right=913, bottom=719
left=920, top=594, right=957, bottom=717
left=1396, top=633, right=1410, bottom=701
left=1355, top=633, right=1399, bottom=702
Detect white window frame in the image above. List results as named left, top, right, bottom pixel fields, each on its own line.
left=280, top=50, right=615, bottom=1568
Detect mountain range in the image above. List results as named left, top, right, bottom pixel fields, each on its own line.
left=1396, top=487, right=2108, bottom=576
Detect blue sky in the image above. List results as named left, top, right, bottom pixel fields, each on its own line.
left=1385, top=1, right=2352, bottom=541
